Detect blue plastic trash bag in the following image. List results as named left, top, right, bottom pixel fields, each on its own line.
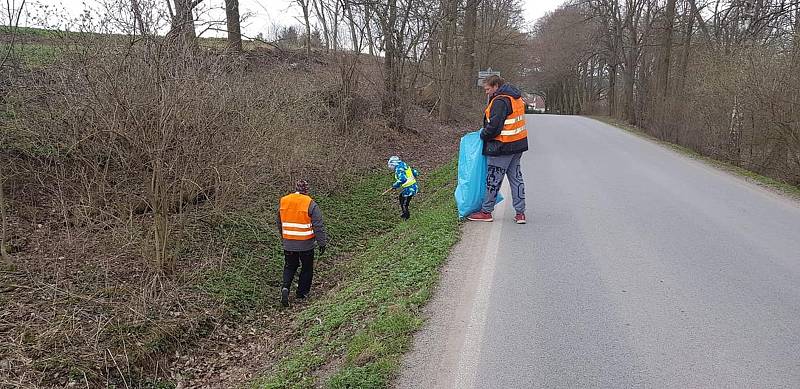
left=455, top=130, right=503, bottom=218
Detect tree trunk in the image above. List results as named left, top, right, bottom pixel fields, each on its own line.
left=365, top=6, right=375, bottom=55
left=622, top=6, right=640, bottom=125
left=149, top=158, right=171, bottom=271
left=792, top=5, right=800, bottom=67
left=343, top=0, right=360, bottom=52
left=329, top=0, right=341, bottom=51
left=170, top=0, right=197, bottom=46
left=687, top=0, right=712, bottom=42
left=225, top=0, right=242, bottom=51
left=312, top=0, right=331, bottom=51
left=130, top=0, right=148, bottom=35
left=658, top=0, right=677, bottom=99
left=0, top=177, right=8, bottom=263
left=321, top=0, right=342, bottom=51
left=429, top=30, right=441, bottom=83
left=588, top=57, right=603, bottom=114
left=678, top=8, right=694, bottom=95
left=591, top=58, right=600, bottom=112
left=380, top=0, right=404, bottom=129
left=461, top=0, right=478, bottom=89
left=580, top=62, right=589, bottom=113
left=438, top=0, right=458, bottom=121
left=572, top=79, right=580, bottom=114
left=299, top=0, right=312, bottom=57
left=608, top=63, right=617, bottom=116
left=622, top=63, right=636, bottom=123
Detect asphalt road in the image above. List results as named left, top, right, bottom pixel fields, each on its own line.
left=396, top=115, right=800, bottom=388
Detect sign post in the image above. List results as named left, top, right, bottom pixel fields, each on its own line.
left=477, top=68, right=501, bottom=104
left=477, top=68, right=501, bottom=87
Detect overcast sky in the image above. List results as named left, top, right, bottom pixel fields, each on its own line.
left=28, top=0, right=565, bottom=37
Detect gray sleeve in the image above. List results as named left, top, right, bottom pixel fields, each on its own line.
left=276, top=204, right=282, bottom=234
left=309, top=201, right=328, bottom=246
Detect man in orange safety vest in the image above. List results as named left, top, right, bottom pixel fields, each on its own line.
left=277, top=180, right=327, bottom=307
left=467, top=75, right=528, bottom=224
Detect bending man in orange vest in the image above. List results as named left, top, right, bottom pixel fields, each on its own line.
left=467, top=75, right=528, bottom=224
left=277, top=180, right=327, bottom=307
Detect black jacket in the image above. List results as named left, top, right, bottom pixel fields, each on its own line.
left=480, top=84, right=529, bottom=156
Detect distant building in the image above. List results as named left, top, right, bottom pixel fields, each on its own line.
left=523, top=95, right=546, bottom=113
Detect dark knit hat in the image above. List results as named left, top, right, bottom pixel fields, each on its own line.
left=295, top=180, right=309, bottom=194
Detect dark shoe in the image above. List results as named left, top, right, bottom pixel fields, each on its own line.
left=515, top=213, right=526, bottom=224
left=467, top=211, right=493, bottom=222
left=280, top=287, right=289, bottom=307
left=296, top=292, right=309, bottom=301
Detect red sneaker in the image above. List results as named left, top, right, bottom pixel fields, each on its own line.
left=515, top=213, right=526, bottom=224
left=467, top=211, right=493, bottom=222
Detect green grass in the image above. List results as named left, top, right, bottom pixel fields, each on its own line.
left=590, top=115, right=800, bottom=199
left=0, top=26, right=51, bottom=39
left=1, top=42, right=63, bottom=66
left=251, top=159, right=461, bottom=388
left=0, top=26, right=119, bottom=41
left=1, top=26, right=60, bottom=37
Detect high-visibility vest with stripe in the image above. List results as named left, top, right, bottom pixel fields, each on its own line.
left=279, top=193, right=315, bottom=241
left=401, top=166, right=416, bottom=188
left=484, top=94, right=527, bottom=143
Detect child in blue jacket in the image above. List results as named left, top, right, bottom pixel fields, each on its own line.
left=388, top=156, right=419, bottom=220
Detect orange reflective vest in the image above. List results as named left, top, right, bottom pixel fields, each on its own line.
left=279, top=193, right=315, bottom=241
left=484, top=94, right=527, bottom=143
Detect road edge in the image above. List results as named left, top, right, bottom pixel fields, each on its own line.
left=587, top=115, right=800, bottom=202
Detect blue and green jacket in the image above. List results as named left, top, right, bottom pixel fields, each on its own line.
left=392, top=161, right=419, bottom=197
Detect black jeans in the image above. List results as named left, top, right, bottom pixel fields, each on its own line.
left=282, top=249, right=314, bottom=297
left=399, top=194, right=413, bottom=220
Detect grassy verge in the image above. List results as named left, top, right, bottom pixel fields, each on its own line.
left=590, top=115, right=800, bottom=199
left=251, top=159, right=460, bottom=388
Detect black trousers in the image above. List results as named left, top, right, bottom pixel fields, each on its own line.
left=282, top=249, right=314, bottom=297
left=399, top=194, right=413, bottom=220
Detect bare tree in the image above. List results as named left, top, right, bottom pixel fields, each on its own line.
left=225, top=0, right=242, bottom=51
left=370, top=0, right=430, bottom=129
left=530, top=0, right=800, bottom=184
left=283, top=0, right=528, bottom=128
left=1, top=0, right=27, bottom=264
left=377, top=0, right=404, bottom=128
left=311, top=0, right=331, bottom=50
left=437, top=0, right=458, bottom=121
left=1, top=0, right=27, bottom=66
left=168, top=0, right=203, bottom=46
left=341, top=0, right=362, bottom=52
left=294, top=0, right=313, bottom=56
left=657, top=0, right=678, bottom=99
left=130, top=0, right=148, bottom=35
left=461, top=0, right=479, bottom=88
left=0, top=172, right=8, bottom=263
